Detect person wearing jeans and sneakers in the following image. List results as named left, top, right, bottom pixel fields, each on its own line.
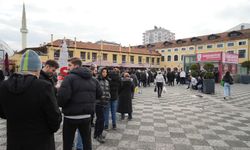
left=222, top=71, right=233, bottom=100
left=104, top=69, right=121, bottom=130
left=94, top=68, right=110, bottom=143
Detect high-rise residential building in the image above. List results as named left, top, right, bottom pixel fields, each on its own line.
left=143, top=26, right=175, bottom=44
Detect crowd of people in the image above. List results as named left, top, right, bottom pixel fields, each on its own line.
left=0, top=50, right=234, bottom=150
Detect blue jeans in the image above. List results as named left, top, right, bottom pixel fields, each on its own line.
left=104, top=100, right=118, bottom=127
left=76, top=129, right=83, bottom=150
left=224, top=82, right=231, bottom=97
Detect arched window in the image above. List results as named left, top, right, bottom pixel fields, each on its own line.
left=174, top=55, right=178, bottom=61
left=167, top=55, right=171, bottom=61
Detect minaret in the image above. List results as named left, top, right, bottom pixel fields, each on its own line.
left=20, top=3, right=28, bottom=50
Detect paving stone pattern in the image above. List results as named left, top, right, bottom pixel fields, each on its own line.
left=0, top=84, right=250, bottom=150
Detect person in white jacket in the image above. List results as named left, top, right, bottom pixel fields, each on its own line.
left=155, top=71, right=165, bottom=98
left=180, top=69, right=186, bottom=85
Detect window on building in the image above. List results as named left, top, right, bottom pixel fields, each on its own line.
left=207, top=45, right=213, bottom=49
left=181, top=55, right=184, bottom=61
left=80, top=52, right=86, bottom=61
left=238, top=49, right=246, bottom=58
left=161, top=50, right=165, bottom=52
left=239, top=41, right=246, bottom=46
left=68, top=51, right=74, bottom=58
left=228, top=31, right=242, bottom=37
left=54, top=49, right=60, bottom=60
left=130, top=56, right=134, bottom=64
left=208, top=34, right=219, bottom=40
left=113, top=54, right=117, bottom=63
left=217, top=43, right=224, bottom=48
left=92, top=52, right=97, bottom=62
left=174, top=55, right=178, bottom=61
left=167, top=55, right=171, bottom=61
left=152, top=58, right=155, bottom=65
left=227, top=50, right=234, bottom=54
left=122, top=55, right=126, bottom=63
left=168, top=49, right=171, bottom=52
left=198, top=46, right=203, bottom=50
left=87, top=52, right=90, bottom=60
left=181, top=47, right=186, bottom=51
left=227, top=42, right=234, bottom=47
left=174, top=48, right=178, bottom=51
left=189, top=47, right=194, bottom=50
left=157, top=58, right=160, bottom=65
left=103, top=53, right=108, bottom=61
left=138, top=56, right=142, bottom=64
left=161, top=56, right=165, bottom=61
left=146, top=57, right=150, bottom=63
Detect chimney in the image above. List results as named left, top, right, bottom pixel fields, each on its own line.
left=241, top=25, right=245, bottom=30
left=51, top=34, right=53, bottom=46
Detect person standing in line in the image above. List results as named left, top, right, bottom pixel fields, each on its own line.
left=222, top=71, right=233, bottom=100
left=39, top=60, right=59, bottom=96
left=130, top=71, right=138, bottom=99
left=155, top=71, right=165, bottom=98
left=0, top=50, right=62, bottom=150
left=117, top=73, right=134, bottom=120
left=75, top=63, right=98, bottom=150
left=94, top=67, right=110, bottom=143
left=58, top=57, right=102, bottom=150
left=180, top=69, right=186, bottom=85
left=104, top=68, right=121, bottom=130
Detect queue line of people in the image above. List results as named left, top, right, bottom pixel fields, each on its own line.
left=0, top=50, right=135, bottom=150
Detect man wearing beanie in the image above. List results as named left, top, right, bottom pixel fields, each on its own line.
left=58, top=57, right=103, bottom=150
left=0, top=50, right=62, bottom=150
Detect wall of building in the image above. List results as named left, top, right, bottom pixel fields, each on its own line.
left=158, top=38, right=250, bottom=70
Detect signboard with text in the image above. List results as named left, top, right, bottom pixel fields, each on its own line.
left=197, top=52, right=222, bottom=62
left=222, top=53, right=238, bottom=64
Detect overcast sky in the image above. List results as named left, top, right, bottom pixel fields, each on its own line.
left=1, top=0, right=250, bottom=51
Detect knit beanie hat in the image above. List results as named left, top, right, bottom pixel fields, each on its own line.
left=20, top=50, right=42, bottom=72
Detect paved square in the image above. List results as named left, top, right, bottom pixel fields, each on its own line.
left=0, top=83, right=250, bottom=150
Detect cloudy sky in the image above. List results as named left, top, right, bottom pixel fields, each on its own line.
left=0, top=0, right=250, bottom=51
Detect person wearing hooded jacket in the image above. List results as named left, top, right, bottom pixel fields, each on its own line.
left=104, top=68, right=121, bottom=130
left=0, top=50, right=62, bottom=150
left=94, top=67, right=111, bottom=143
left=117, top=72, right=135, bottom=120
left=58, top=57, right=103, bottom=150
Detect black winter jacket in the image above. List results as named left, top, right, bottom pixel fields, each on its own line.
left=97, top=76, right=111, bottom=105
left=109, top=71, right=121, bottom=101
left=0, top=73, right=62, bottom=150
left=58, top=67, right=103, bottom=116
left=39, top=70, right=57, bottom=96
left=117, top=78, right=135, bottom=113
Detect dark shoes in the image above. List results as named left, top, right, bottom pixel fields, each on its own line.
left=121, top=114, right=125, bottom=120
left=128, top=115, right=132, bottom=121
left=95, top=135, right=105, bottom=143
left=113, top=124, right=117, bottom=130
left=97, top=136, right=105, bottom=143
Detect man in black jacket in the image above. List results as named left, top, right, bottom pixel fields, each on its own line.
left=40, top=60, right=59, bottom=95
left=58, top=57, right=103, bottom=150
left=0, top=50, right=62, bottom=150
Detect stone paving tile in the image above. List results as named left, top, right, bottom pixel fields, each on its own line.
left=0, top=84, right=249, bottom=150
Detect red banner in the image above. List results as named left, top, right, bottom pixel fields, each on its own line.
left=197, top=52, right=222, bottom=62
left=222, top=53, right=238, bottom=64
